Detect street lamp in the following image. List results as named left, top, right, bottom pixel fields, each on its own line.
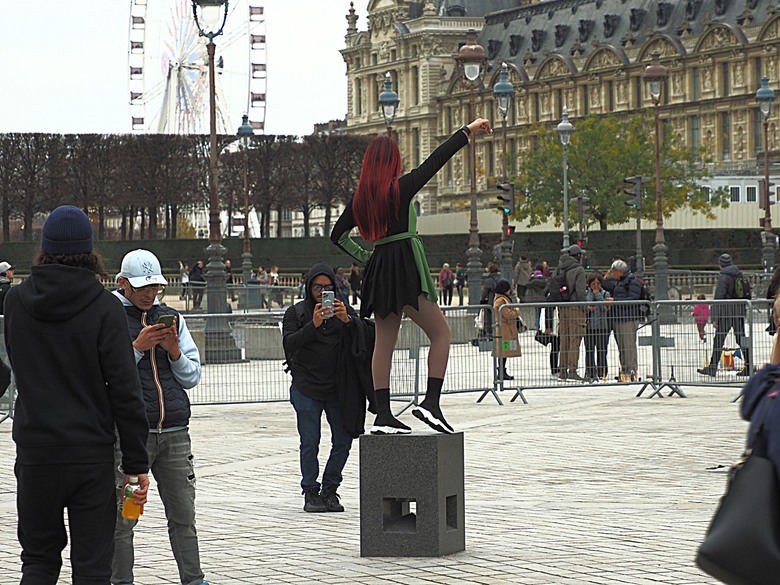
left=192, top=0, right=241, bottom=362
left=237, top=113, right=254, bottom=291
left=456, top=29, right=486, bottom=305
left=756, top=76, right=776, bottom=272
left=493, top=62, right=515, bottom=281
left=643, top=50, right=669, bottom=301
left=378, top=72, right=399, bottom=137
left=556, top=106, right=574, bottom=251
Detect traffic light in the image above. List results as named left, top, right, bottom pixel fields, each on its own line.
left=624, top=176, right=644, bottom=210
left=759, top=178, right=776, bottom=210
left=496, top=182, right=515, bottom=214
left=576, top=196, right=591, bottom=217
left=504, top=224, right=516, bottom=238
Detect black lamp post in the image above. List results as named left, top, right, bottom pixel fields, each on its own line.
left=192, top=0, right=241, bottom=362
left=556, top=107, right=574, bottom=251
left=237, top=113, right=254, bottom=289
left=378, top=72, right=399, bottom=137
left=756, top=76, right=776, bottom=273
left=456, top=30, right=486, bottom=305
left=643, top=50, right=669, bottom=302
left=493, top=62, right=514, bottom=281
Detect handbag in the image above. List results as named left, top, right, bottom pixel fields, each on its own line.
left=695, top=391, right=780, bottom=584
left=534, top=330, right=555, bottom=346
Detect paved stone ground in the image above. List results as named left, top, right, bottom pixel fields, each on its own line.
left=0, top=384, right=744, bottom=584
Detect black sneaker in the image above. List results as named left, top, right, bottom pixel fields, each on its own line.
left=320, top=487, right=345, bottom=512
left=697, top=367, right=717, bottom=377
left=370, top=414, right=412, bottom=435
left=567, top=371, right=584, bottom=381
left=412, top=401, right=455, bottom=434
left=303, top=488, right=327, bottom=513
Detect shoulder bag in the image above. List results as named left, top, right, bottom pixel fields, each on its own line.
left=695, top=389, right=780, bottom=584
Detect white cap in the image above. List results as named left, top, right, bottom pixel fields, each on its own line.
left=0, top=261, right=13, bottom=274
left=117, top=249, right=168, bottom=288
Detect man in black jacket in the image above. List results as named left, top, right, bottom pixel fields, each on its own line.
left=698, top=253, right=751, bottom=377
left=282, top=262, right=373, bottom=513
left=5, top=205, right=149, bottom=584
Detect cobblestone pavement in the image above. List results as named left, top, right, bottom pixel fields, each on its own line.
left=0, top=385, right=744, bottom=584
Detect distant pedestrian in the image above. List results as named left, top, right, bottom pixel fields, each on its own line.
left=225, top=259, right=235, bottom=301
left=698, top=254, right=751, bottom=377
left=179, top=260, right=190, bottom=301
left=513, top=255, right=532, bottom=301
left=692, top=294, right=710, bottom=342
left=584, top=274, right=611, bottom=382
left=6, top=205, right=149, bottom=584
left=439, top=263, right=454, bottom=306
left=349, top=263, right=362, bottom=304
left=602, top=259, right=643, bottom=382
left=455, top=262, right=466, bottom=305
left=492, top=279, right=521, bottom=380
left=189, top=260, right=206, bottom=310
left=552, top=245, right=587, bottom=382
left=525, top=267, right=547, bottom=330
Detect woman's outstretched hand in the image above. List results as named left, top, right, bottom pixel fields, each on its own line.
left=467, top=118, right=492, bottom=135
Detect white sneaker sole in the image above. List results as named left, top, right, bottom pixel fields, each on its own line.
left=412, top=406, right=455, bottom=434
left=370, top=425, right=412, bottom=435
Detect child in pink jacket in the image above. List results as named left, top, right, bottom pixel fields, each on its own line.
left=692, top=294, right=710, bottom=342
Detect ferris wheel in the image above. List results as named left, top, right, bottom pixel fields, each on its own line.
left=128, top=0, right=266, bottom=135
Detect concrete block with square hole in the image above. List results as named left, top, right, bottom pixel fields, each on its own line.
left=359, top=432, right=465, bottom=557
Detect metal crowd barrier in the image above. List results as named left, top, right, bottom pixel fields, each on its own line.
left=1, top=298, right=776, bottom=426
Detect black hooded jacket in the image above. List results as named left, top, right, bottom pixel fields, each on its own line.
left=741, top=364, right=780, bottom=486
left=282, top=262, right=375, bottom=436
left=5, top=264, right=149, bottom=474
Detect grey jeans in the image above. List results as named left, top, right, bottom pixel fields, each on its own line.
left=612, top=320, right=639, bottom=375
left=112, top=429, right=204, bottom=585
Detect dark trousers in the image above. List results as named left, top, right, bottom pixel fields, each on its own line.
left=290, top=386, right=353, bottom=493
left=190, top=283, right=205, bottom=309
left=585, top=328, right=609, bottom=378
left=708, top=316, right=750, bottom=369
left=441, top=286, right=453, bottom=306
left=16, top=461, right=116, bottom=584
left=549, top=335, right=561, bottom=374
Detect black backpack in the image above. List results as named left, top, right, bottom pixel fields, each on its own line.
left=732, top=272, right=752, bottom=300
left=636, top=278, right=653, bottom=321
left=545, top=271, right=571, bottom=303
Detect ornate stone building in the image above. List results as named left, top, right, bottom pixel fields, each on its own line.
left=341, top=0, right=780, bottom=233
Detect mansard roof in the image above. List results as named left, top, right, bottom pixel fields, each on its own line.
left=406, top=0, right=522, bottom=19
left=479, top=0, right=773, bottom=74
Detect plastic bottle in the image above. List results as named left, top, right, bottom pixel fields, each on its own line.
left=121, top=475, right=142, bottom=520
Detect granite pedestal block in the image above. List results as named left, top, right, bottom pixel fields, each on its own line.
left=359, top=432, right=465, bottom=557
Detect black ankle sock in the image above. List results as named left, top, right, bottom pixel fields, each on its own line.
left=374, top=388, right=391, bottom=417
left=424, top=378, right=444, bottom=405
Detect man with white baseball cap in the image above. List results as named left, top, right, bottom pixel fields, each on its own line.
left=112, top=249, right=208, bottom=585
left=0, top=261, right=14, bottom=315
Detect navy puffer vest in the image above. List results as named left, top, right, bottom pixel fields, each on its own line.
left=124, top=304, right=191, bottom=429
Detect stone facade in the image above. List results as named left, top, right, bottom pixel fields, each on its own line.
left=342, top=0, right=780, bottom=229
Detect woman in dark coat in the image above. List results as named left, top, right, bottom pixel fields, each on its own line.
left=331, top=118, right=493, bottom=435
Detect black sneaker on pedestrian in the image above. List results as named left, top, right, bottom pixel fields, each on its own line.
left=303, top=488, right=327, bottom=513
left=501, top=371, right=514, bottom=380
left=370, top=414, right=412, bottom=435
left=412, top=401, right=455, bottom=434
left=567, top=371, right=584, bottom=381
left=320, top=487, right=345, bottom=512
left=697, top=367, right=717, bottom=377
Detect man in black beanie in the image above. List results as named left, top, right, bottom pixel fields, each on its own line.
left=698, top=253, right=752, bottom=377
left=4, top=205, right=150, bottom=584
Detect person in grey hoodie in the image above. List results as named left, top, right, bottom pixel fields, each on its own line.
left=698, top=253, right=751, bottom=377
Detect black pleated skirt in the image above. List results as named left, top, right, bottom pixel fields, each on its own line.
left=359, top=239, right=425, bottom=319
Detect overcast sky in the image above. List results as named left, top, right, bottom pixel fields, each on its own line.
left=0, top=1, right=367, bottom=136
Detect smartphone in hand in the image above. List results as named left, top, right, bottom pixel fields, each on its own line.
left=321, top=291, right=334, bottom=318
left=159, top=314, right=175, bottom=328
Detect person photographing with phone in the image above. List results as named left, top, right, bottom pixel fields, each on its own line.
left=112, top=249, right=208, bottom=585
left=283, top=262, right=375, bottom=513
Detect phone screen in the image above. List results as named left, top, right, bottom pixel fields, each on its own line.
left=321, top=291, right=334, bottom=317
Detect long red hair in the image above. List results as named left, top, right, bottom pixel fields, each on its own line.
left=352, top=135, right=402, bottom=242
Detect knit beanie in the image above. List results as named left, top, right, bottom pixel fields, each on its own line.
left=41, top=205, right=94, bottom=255
left=718, top=253, right=733, bottom=267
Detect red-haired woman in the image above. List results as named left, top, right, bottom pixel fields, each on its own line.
left=331, top=118, right=492, bottom=434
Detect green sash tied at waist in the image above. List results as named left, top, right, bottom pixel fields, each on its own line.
left=375, top=231, right=438, bottom=304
